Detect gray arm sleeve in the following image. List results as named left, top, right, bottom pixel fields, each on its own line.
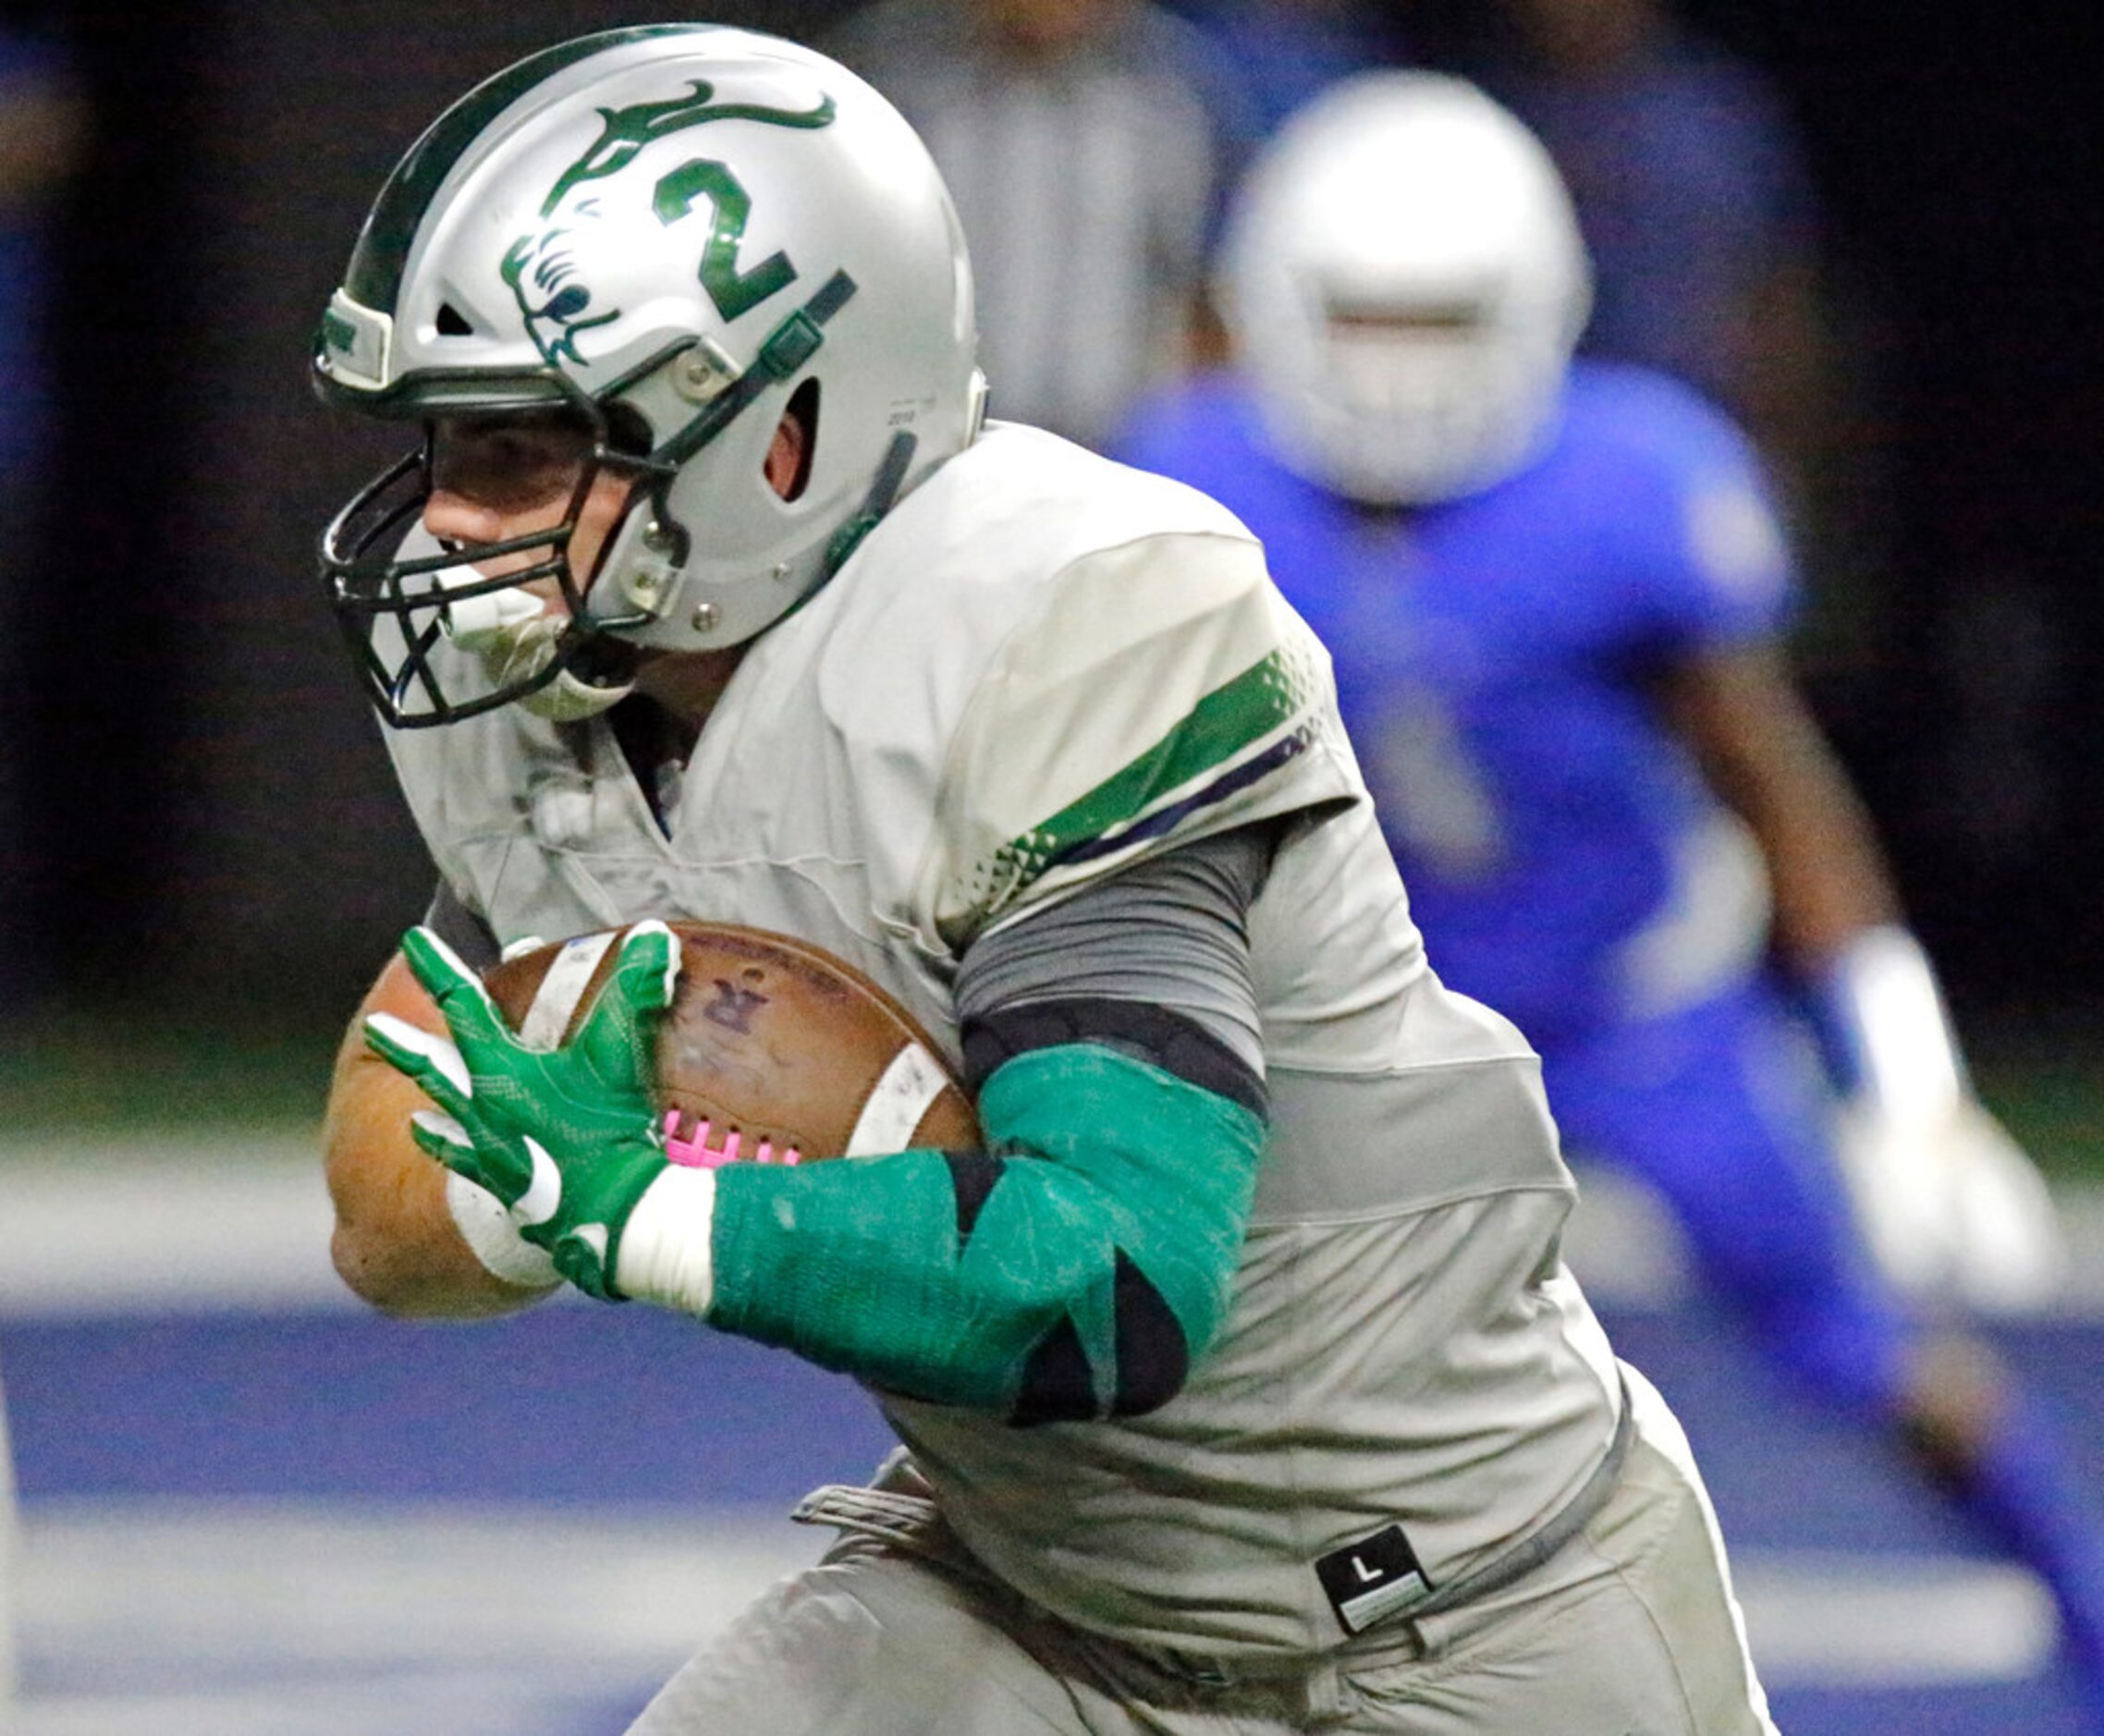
left=954, top=825, right=1274, bottom=1081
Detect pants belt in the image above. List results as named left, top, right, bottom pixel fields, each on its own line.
left=794, top=1380, right=1638, bottom=1692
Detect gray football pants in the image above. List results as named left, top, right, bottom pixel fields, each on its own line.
left=628, top=1373, right=1776, bottom=1734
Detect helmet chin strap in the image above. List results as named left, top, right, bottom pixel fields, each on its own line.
left=518, top=655, right=635, bottom=723
left=443, top=584, right=636, bottom=721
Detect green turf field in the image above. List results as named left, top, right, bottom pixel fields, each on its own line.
left=1970, top=1027, right=2104, bottom=1182
left=0, top=1013, right=337, bottom=1135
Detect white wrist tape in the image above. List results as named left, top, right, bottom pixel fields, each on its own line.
left=615, top=1165, right=719, bottom=1316
left=1820, top=925, right=1966, bottom=1128
left=444, top=1170, right=560, bottom=1290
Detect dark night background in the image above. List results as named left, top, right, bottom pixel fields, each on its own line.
left=8, top=0, right=2101, bottom=1048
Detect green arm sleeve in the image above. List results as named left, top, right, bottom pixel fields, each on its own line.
left=704, top=1041, right=1265, bottom=1421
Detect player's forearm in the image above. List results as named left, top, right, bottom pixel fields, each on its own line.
left=623, top=1043, right=1265, bottom=1420
left=324, top=958, right=556, bottom=1318
left=1719, top=731, right=1913, bottom=993
left=1740, top=760, right=1898, bottom=973
left=1665, top=645, right=1900, bottom=970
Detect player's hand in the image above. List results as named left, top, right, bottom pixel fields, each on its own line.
left=1834, top=1094, right=2070, bottom=1314
left=361, top=921, right=681, bottom=1300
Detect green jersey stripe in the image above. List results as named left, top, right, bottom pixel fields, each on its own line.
left=346, top=24, right=700, bottom=312
left=985, top=647, right=1315, bottom=906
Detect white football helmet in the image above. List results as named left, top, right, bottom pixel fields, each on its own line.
left=315, top=25, right=985, bottom=726
left=1220, top=71, right=1592, bottom=506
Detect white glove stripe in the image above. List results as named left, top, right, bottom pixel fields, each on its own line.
left=623, top=918, right=683, bottom=1009
left=415, top=925, right=507, bottom=1028
left=366, top=1012, right=472, bottom=1099
left=444, top=1171, right=560, bottom=1290
left=514, top=1135, right=563, bottom=1228
left=410, top=1108, right=472, bottom=1154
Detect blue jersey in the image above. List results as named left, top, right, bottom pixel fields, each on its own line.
left=1115, top=361, right=1796, bottom=1043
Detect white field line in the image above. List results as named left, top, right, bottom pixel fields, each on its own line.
left=6, top=1499, right=2057, bottom=1719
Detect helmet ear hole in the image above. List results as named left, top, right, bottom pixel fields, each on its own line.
left=774, top=377, right=821, bottom=502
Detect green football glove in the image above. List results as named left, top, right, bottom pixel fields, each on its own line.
left=363, top=921, right=681, bottom=1300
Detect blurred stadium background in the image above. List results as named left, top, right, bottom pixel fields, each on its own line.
left=3, top=1, right=2101, bottom=1730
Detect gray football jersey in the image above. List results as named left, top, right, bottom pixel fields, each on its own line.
left=382, top=422, right=1625, bottom=1657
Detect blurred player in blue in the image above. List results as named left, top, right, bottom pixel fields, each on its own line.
left=1115, top=69, right=2104, bottom=1723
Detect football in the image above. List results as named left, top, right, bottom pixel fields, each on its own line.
left=482, top=921, right=979, bottom=1168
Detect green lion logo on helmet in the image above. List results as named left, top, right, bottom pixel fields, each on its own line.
left=502, top=79, right=836, bottom=367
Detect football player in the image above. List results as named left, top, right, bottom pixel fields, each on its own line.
left=1113, top=70, right=2104, bottom=1723
left=312, top=28, right=1776, bottom=1731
